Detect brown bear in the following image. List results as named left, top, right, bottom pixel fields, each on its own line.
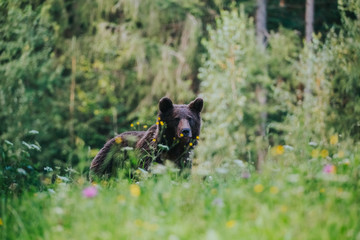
left=90, top=97, right=203, bottom=177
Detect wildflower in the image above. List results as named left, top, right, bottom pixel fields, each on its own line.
left=160, top=121, right=164, bottom=126
left=0, top=218, right=3, bottom=226
left=130, top=123, right=134, bottom=127
left=280, top=205, right=288, bottom=213
left=311, top=149, right=319, bottom=158
left=241, top=172, right=251, bottom=179
left=270, top=186, right=279, bottom=194
left=180, top=133, right=184, bottom=138
left=117, top=195, right=126, bottom=204
left=196, top=136, right=200, bottom=140
left=330, top=134, right=338, bottom=145
left=44, top=166, right=53, bottom=172
left=254, top=184, right=264, bottom=193
left=212, top=198, right=224, bottom=208
left=152, top=138, right=156, bottom=142
left=137, top=122, right=140, bottom=125
left=42, top=177, right=51, bottom=185
left=337, top=150, right=345, bottom=158
left=323, top=164, right=336, bottom=174
left=320, top=188, right=326, bottom=193
left=272, top=145, right=284, bottom=156
left=226, top=220, right=236, bottom=228
left=156, top=122, right=159, bottom=125
left=115, top=136, right=122, bottom=144
left=320, top=149, right=329, bottom=158
left=158, top=117, right=161, bottom=121
left=341, top=159, right=350, bottom=165
left=82, top=186, right=98, bottom=198
left=189, top=142, right=193, bottom=147
left=143, top=125, right=148, bottom=129
left=130, top=184, right=141, bottom=197
left=210, top=188, right=217, bottom=195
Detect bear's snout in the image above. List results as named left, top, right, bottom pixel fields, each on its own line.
left=178, top=119, right=192, bottom=138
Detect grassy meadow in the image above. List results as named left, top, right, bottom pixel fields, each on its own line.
left=2, top=140, right=360, bottom=240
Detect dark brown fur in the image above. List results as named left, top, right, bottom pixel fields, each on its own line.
left=90, top=97, right=203, bottom=177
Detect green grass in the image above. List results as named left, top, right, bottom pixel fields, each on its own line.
left=1, top=152, right=360, bottom=240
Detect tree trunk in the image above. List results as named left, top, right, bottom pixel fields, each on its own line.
left=305, top=0, right=314, bottom=43
left=256, top=0, right=267, bottom=46
left=255, top=0, right=268, bottom=170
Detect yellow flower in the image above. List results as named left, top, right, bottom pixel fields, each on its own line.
left=115, top=136, right=122, bottom=144
left=158, top=117, right=161, bottom=121
left=320, top=149, right=329, bottom=158
left=143, top=125, right=148, bottom=129
left=189, top=142, right=193, bottom=147
left=196, top=136, right=200, bottom=140
left=280, top=205, right=288, bottom=213
left=130, top=184, right=141, bottom=197
left=270, top=186, right=279, bottom=194
left=0, top=218, right=3, bottom=226
left=160, top=121, right=164, bottom=126
left=337, top=150, right=345, bottom=158
left=320, top=188, right=325, bottom=193
left=210, top=188, right=217, bottom=195
left=42, top=177, right=51, bottom=185
left=152, top=138, right=156, bottom=142
left=311, top=149, right=319, bottom=158
left=226, top=220, right=236, bottom=228
left=117, top=195, right=126, bottom=203
left=254, top=184, right=264, bottom=193
left=156, top=121, right=159, bottom=125
left=180, top=133, right=184, bottom=138
left=330, top=134, right=338, bottom=145
left=272, top=145, right=284, bottom=156
left=136, top=122, right=140, bottom=125
left=130, top=123, right=134, bottom=127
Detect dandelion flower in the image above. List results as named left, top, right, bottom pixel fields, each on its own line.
left=117, top=195, right=126, bottom=203
left=143, top=125, right=148, bottom=129
left=180, top=133, right=184, bottom=137
left=196, top=136, right=200, bottom=140
left=82, top=186, right=98, bottom=198
left=270, top=186, right=279, bottom=194
left=330, top=134, right=338, bottom=145
left=311, top=149, right=319, bottom=158
left=254, top=184, right=264, bottom=193
left=156, top=122, right=159, bottom=125
left=115, top=136, right=122, bottom=144
left=337, top=150, right=345, bottom=158
left=130, top=184, right=141, bottom=197
left=226, top=220, right=236, bottom=228
left=323, top=164, right=336, bottom=174
left=137, top=122, right=140, bottom=125
left=272, top=145, right=284, bottom=156
left=160, top=121, right=164, bottom=126
left=152, top=138, right=156, bottom=142
left=158, top=117, right=161, bottom=121
left=320, top=149, right=329, bottom=158
left=130, top=123, right=134, bottom=127
left=189, top=142, right=193, bottom=147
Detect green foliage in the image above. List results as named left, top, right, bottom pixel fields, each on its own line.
left=0, top=130, right=42, bottom=196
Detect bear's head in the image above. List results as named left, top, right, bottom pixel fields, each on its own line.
left=158, top=97, right=203, bottom=146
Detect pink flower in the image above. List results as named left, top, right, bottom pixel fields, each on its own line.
left=323, top=164, right=336, bottom=174
left=82, top=186, right=98, bottom=198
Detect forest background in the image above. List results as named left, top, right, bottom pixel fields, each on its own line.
left=2, top=0, right=359, bottom=176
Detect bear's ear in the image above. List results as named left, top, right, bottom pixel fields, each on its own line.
left=189, top=97, right=203, bottom=113
left=159, top=97, right=174, bottom=113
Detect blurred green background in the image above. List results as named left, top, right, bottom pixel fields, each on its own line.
left=0, top=0, right=359, bottom=174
